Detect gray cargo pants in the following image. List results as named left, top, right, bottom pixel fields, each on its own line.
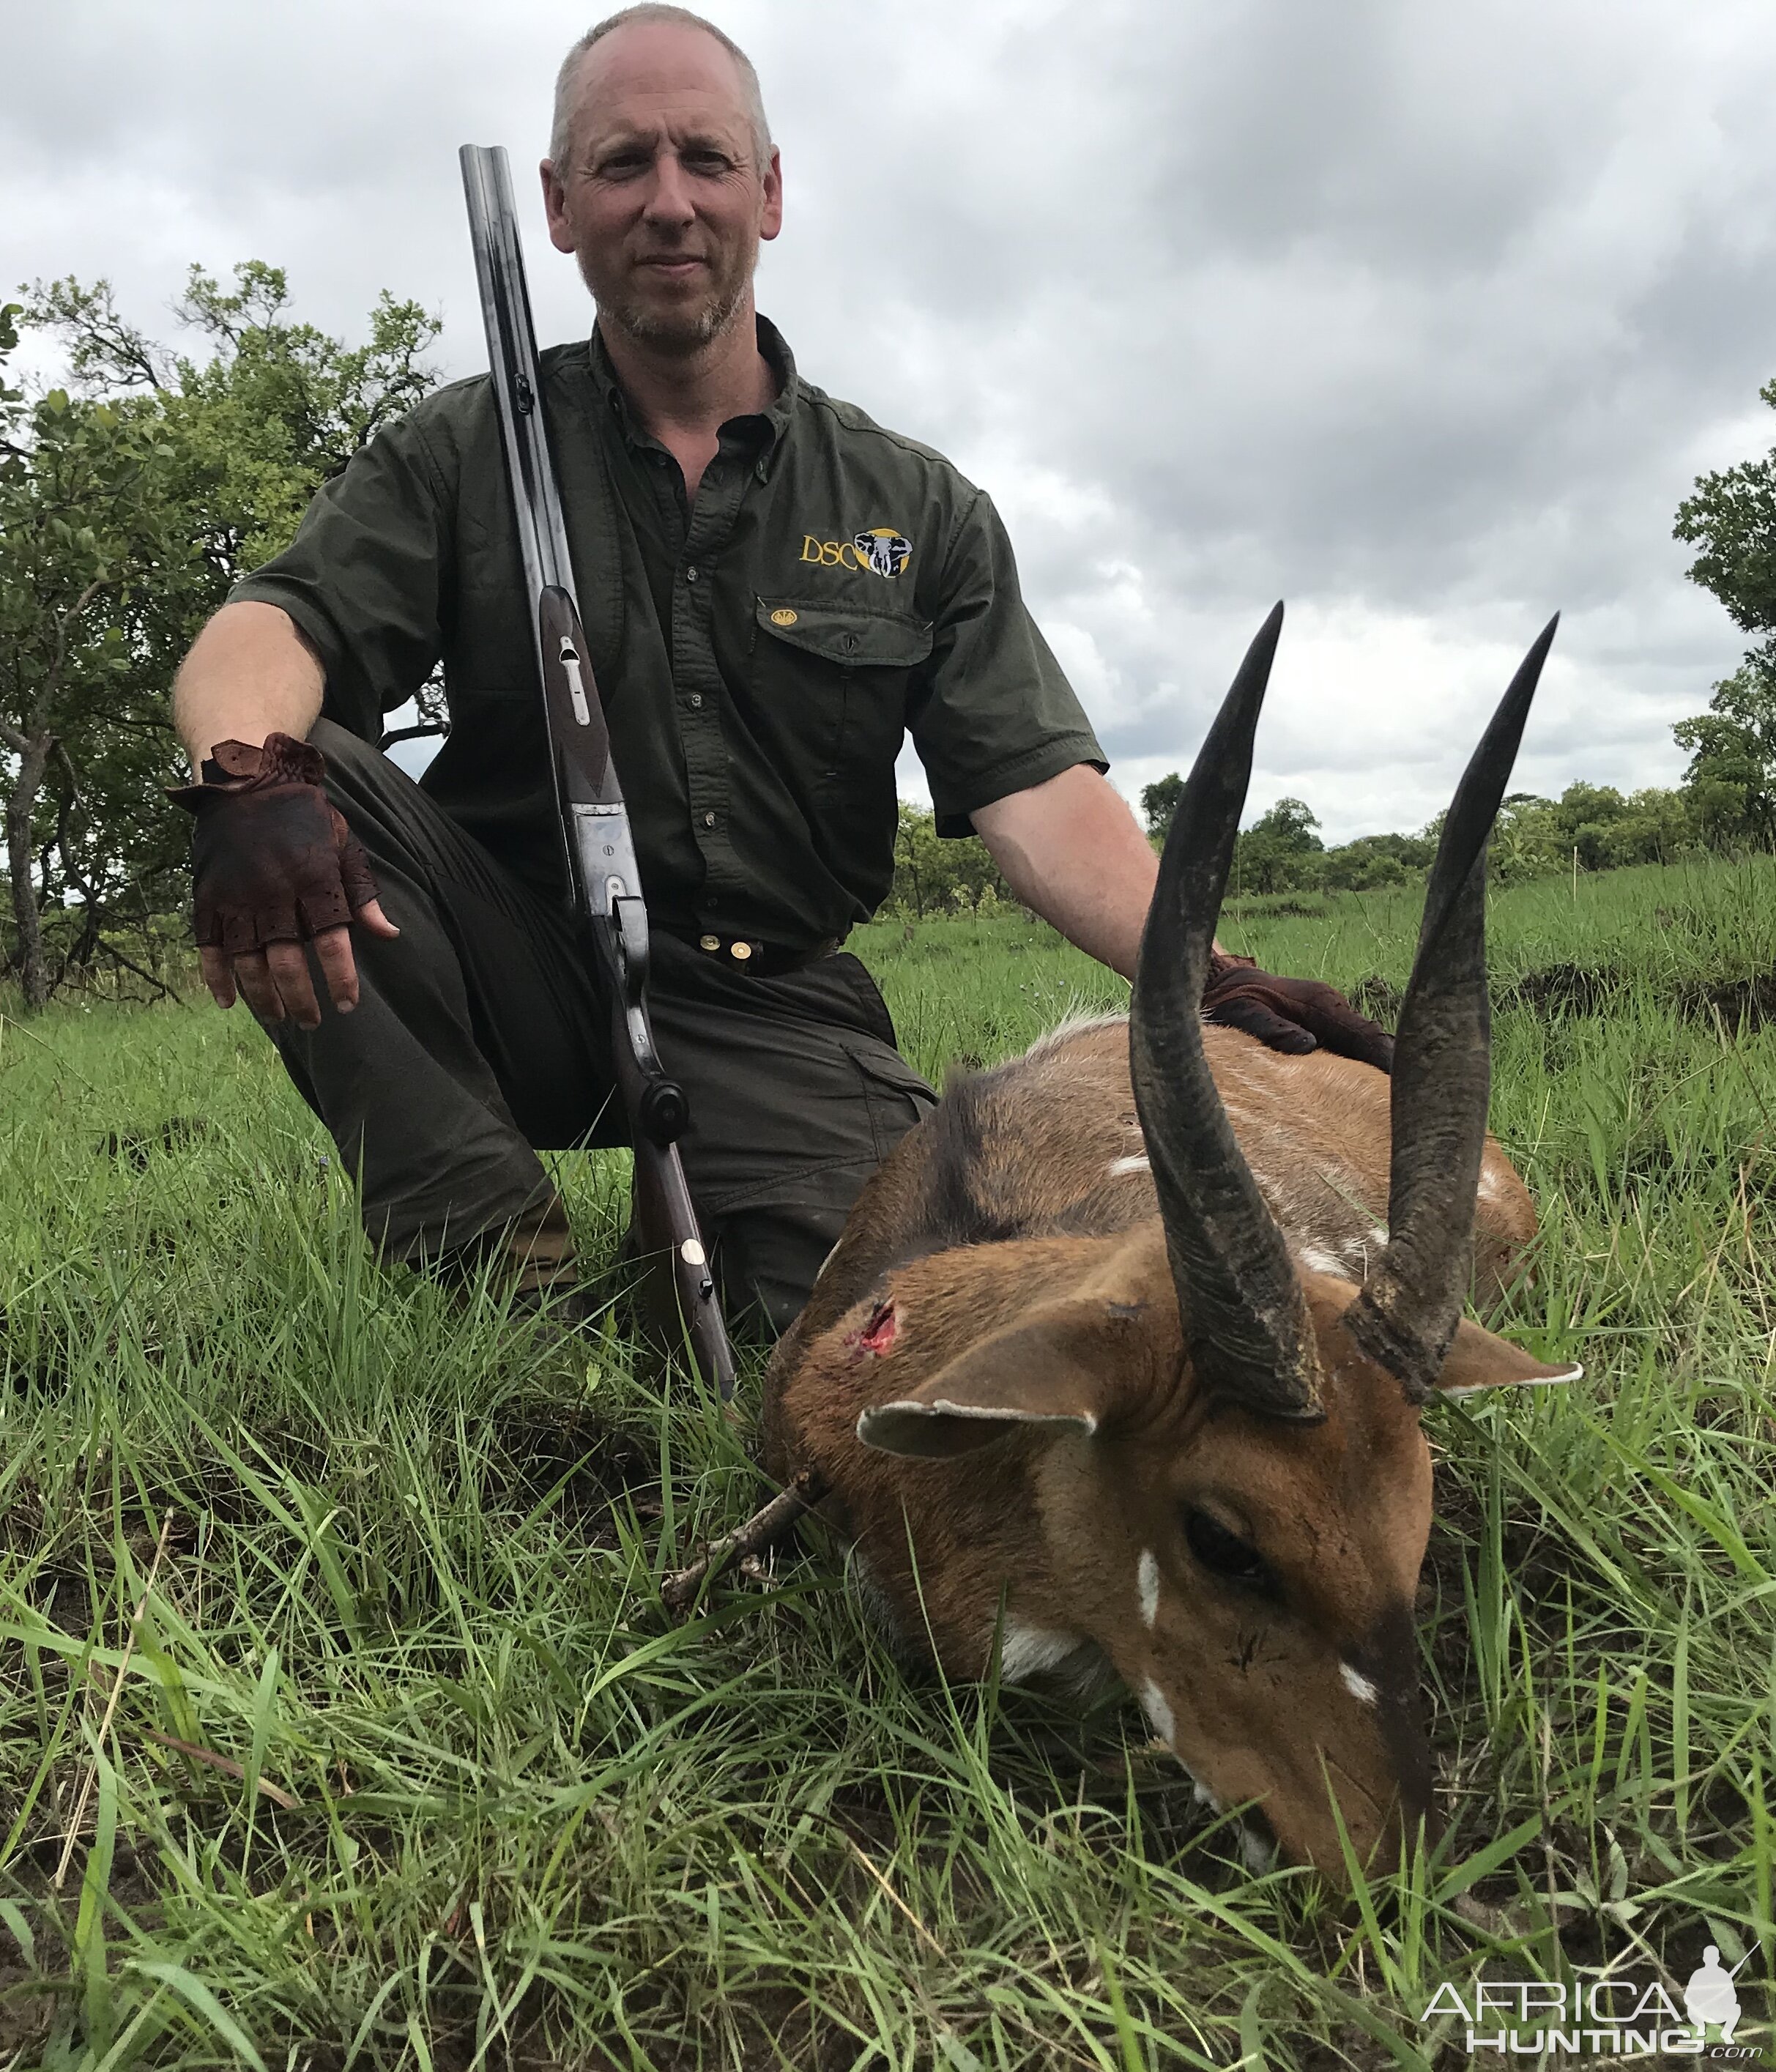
left=263, top=721, right=937, bottom=1333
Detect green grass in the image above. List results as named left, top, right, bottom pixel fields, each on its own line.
left=1, top=857, right=1774, bottom=2067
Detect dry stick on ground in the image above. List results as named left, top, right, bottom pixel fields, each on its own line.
left=661, top=1468, right=829, bottom=1615
left=141, top=1728, right=300, bottom=1811
left=54, top=1512, right=175, bottom=1889
left=843, top=1833, right=947, bottom=1960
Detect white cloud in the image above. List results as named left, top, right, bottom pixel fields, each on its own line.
left=7, top=0, right=1776, bottom=844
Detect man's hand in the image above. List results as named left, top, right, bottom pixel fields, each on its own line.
left=171, top=733, right=398, bottom=1030
left=1203, top=951, right=1394, bottom=1072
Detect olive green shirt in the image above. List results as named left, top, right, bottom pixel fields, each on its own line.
left=231, top=318, right=1104, bottom=952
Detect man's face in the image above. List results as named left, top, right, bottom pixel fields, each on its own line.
left=542, top=22, right=782, bottom=356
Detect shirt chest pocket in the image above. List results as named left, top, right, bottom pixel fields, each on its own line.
left=750, top=598, right=934, bottom=792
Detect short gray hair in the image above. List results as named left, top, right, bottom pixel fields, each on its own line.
left=550, top=6, right=773, bottom=173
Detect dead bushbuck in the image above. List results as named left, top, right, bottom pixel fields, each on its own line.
left=763, top=604, right=1579, bottom=1880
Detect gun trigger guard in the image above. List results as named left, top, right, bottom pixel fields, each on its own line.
left=609, top=896, right=688, bottom=1145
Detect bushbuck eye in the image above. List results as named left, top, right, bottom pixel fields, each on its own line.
left=1185, top=1507, right=1269, bottom=1589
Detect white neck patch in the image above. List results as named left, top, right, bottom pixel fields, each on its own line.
left=1136, top=1548, right=1161, bottom=1630
left=1340, top=1662, right=1379, bottom=1707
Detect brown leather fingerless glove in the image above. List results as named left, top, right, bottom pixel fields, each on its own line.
left=169, top=734, right=380, bottom=954
left=1203, top=950, right=1395, bottom=1073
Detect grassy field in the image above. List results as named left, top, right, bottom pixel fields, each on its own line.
left=2, top=856, right=1774, bottom=2068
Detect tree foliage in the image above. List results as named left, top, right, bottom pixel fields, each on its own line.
left=1140, top=772, right=1184, bottom=839
left=888, top=803, right=1008, bottom=920
left=1674, top=375, right=1776, bottom=639
left=1231, top=796, right=1321, bottom=895
left=0, top=309, right=193, bottom=1003
left=1114, top=770, right=1711, bottom=904
left=1671, top=365, right=1776, bottom=856
left=1672, top=658, right=1776, bottom=850
left=0, top=265, right=438, bottom=1006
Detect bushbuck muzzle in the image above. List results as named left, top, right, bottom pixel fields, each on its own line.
left=764, top=605, right=1582, bottom=1880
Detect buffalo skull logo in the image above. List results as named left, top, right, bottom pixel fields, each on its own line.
left=853, top=527, right=913, bottom=579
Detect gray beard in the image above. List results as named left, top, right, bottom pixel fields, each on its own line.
left=587, top=265, right=751, bottom=360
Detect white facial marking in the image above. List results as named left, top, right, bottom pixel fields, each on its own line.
left=1300, top=1245, right=1348, bottom=1279
left=1241, top=1826, right=1279, bottom=1874
left=1369, top=1225, right=1389, bottom=1249
left=1137, top=1549, right=1161, bottom=1630
left=1340, top=1662, right=1379, bottom=1707
left=1108, top=1153, right=1151, bottom=1178
left=1139, top=1676, right=1175, bottom=1747
left=997, top=1622, right=1085, bottom=1685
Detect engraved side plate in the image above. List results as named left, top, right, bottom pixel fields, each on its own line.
left=571, top=802, right=642, bottom=914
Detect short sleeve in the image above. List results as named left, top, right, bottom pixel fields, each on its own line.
left=910, top=488, right=1107, bottom=836
left=227, top=413, right=452, bottom=744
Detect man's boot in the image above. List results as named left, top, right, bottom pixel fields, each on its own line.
left=438, top=1192, right=606, bottom=1326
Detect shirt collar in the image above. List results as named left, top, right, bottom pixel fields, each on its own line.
left=587, top=313, right=798, bottom=458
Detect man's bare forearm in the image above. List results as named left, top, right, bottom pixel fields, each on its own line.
left=971, top=764, right=1160, bottom=981
left=172, top=601, right=325, bottom=773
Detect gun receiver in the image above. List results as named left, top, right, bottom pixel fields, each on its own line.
left=460, top=142, right=735, bottom=1397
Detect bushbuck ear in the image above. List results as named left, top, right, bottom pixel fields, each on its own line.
left=1431, top=1315, right=1583, bottom=1398
left=855, top=1301, right=1156, bottom=1460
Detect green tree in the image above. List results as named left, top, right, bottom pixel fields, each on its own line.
left=887, top=803, right=1008, bottom=920
left=1549, top=781, right=1627, bottom=872
left=1673, top=659, right=1776, bottom=850
left=1316, top=828, right=1434, bottom=893
left=0, top=266, right=439, bottom=1004
left=1233, top=797, right=1322, bottom=896
left=1484, top=795, right=1558, bottom=881
left=35, top=264, right=439, bottom=576
left=0, top=307, right=194, bottom=1004
left=1542, top=779, right=1696, bottom=869
left=1599, top=786, right=1695, bottom=866
left=1140, top=771, right=1184, bottom=839
left=890, top=803, right=941, bottom=919
left=1673, top=367, right=1776, bottom=853
left=1673, top=375, right=1776, bottom=641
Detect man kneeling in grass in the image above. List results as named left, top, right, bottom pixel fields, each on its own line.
left=167, top=4, right=1390, bottom=1332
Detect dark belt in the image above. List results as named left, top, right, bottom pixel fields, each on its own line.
left=659, top=927, right=839, bottom=977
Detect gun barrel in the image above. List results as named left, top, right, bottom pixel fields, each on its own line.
left=459, top=148, right=577, bottom=611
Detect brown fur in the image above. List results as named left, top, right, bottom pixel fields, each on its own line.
left=770, top=1017, right=1535, bottom=1392
left=762, top=1017, right=1568, bottom=1878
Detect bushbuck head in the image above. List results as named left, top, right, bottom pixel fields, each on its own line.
left=823, top=606, right=1581, bottom=1878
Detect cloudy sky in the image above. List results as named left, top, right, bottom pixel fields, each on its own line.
left=8, top=0, right=1776, bottom=839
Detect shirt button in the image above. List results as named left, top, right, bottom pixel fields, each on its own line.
left=703, top=810, right=717, bottom=828
left=699, top=933, right=721, bottom=952
left=684, top=565, right=699, bottom=583
left=688, top=694, right=704, bottom=709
